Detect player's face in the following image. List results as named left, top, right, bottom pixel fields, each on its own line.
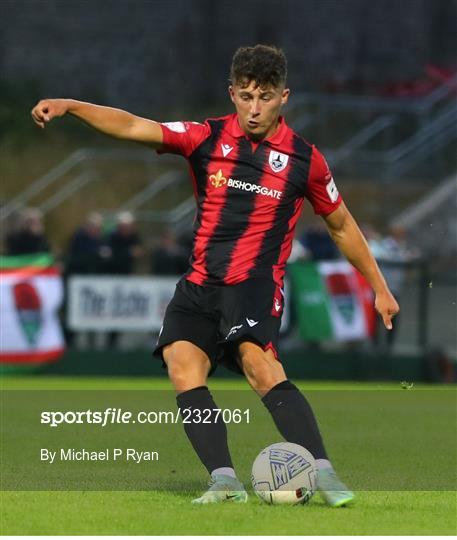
left=229, top=80, right=290, bottom=141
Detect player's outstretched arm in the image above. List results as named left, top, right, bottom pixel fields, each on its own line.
left=323, top=202, right=400, bottom=330
left=31, top=99, right=163, bottom=148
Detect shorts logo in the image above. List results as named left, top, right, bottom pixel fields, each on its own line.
left=209, top=169, right=227, bottom=188
left=326, top=178, right=339, bottom=202
left=271, top=286, right=283, bottom=317
left=246, top=317, right=259, bottom=327
left=269, top=151, right=289, bottom=173
left=225, top=324, right=243, bottom=340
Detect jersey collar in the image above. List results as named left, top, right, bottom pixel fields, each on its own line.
left=227, top=113, right=288, bottom=146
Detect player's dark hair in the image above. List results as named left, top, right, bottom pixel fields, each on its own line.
left=230, top=44, right=287, bottom=89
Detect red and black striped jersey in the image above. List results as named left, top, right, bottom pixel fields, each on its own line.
left=158, top=113, right=342, bottom=288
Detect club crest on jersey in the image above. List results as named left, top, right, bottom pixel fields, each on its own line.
left=209, top=169, right=227, bottom=188
left=268, top=151, right=289, bottom=173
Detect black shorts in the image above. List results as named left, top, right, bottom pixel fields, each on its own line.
left=153, top=276, right=284, bottom=374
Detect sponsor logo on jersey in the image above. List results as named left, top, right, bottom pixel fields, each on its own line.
left=268, top=151, right=289, bottom=173
left=221, top=143, right=233, bottom=157
left=246, top=317, right=259, bottom=327
left=326, top=177, right=339, bottom=202
left=227, top=178, right=282, bottom=200
left=162, top=121, right=186, bottom=133
left=208, top=170, right=282, bottom=200
left=274, top=298, right=281, bottom=312
left=209, top=169, right=227, bottom=188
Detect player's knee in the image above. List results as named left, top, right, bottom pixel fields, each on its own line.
left=166, top=360, right=188, bottom=389
left=239, top=346, right=285, bottom=395
left=162, top=342, right=209, bottom=390
left=163, top=347, right=189, bottom=385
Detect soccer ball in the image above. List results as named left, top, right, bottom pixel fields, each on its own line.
left=251, top=442, right=318, bottom=505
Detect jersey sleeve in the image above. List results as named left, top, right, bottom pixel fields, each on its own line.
left=157, top=121, right=210, bottom=158
left=305, top=146, right=342, bottom=215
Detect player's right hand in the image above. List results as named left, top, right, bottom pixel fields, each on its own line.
left=31, top=99, right=69, bottom=128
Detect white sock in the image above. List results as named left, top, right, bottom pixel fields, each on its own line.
left=211, top=467, right=237, bottom=478
left=316, top=459, right=333, bottom=471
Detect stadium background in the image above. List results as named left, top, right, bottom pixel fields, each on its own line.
left=1, top=0, right=456, bottom=380
left=1, top=1, right=456, bottom=536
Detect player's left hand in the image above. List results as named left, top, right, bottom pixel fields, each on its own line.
left=375, top=290, right=400, bottom=330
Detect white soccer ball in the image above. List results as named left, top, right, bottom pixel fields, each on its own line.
left=251, top=442, right=318, bottom=505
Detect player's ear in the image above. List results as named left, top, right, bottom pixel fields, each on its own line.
left=281, top=88, right=290, bottom=105
left=228, top=85, right=235, bottom=103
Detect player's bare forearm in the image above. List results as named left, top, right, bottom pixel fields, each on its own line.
left=324, top=203, right=385, bottom=292
left=31, top=99, right=163, bottom=148
left=323, top=203, right=400, bottom=328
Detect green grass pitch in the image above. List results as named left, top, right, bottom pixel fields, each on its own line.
left=1, top=376, right=456, bottom=535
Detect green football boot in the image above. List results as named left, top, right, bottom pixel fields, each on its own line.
left=191, top=474, right=248, bottom=504
left=317, top=468, right=355, bottom=507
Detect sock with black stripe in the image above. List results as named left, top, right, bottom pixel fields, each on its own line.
left=177, top=386, right=234, bottom=474
left=261, top=380, right=329, bottom=460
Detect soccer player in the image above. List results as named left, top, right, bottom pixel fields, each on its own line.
left=31, top=44, right=399, bottom=506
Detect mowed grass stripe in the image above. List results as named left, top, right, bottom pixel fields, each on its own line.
left=1, top=490, right=456, bottom=535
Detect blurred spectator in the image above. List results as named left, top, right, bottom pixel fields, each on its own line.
left=106, top=211, right=143, bottom=275
left=300, top=222, right=339, bottom=261
left=150, top=229, right=189, bottom=276
left=360, top=223, right=381, bottom=245
left=6, top=208, right=50, bottom=255
left=65, top=212, right=110, bottom=275
left=64, top=212, right=109, bottom=348
left=105, top=211, right=143, bottom=348
left=369, top=225, right=420, bottom=351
